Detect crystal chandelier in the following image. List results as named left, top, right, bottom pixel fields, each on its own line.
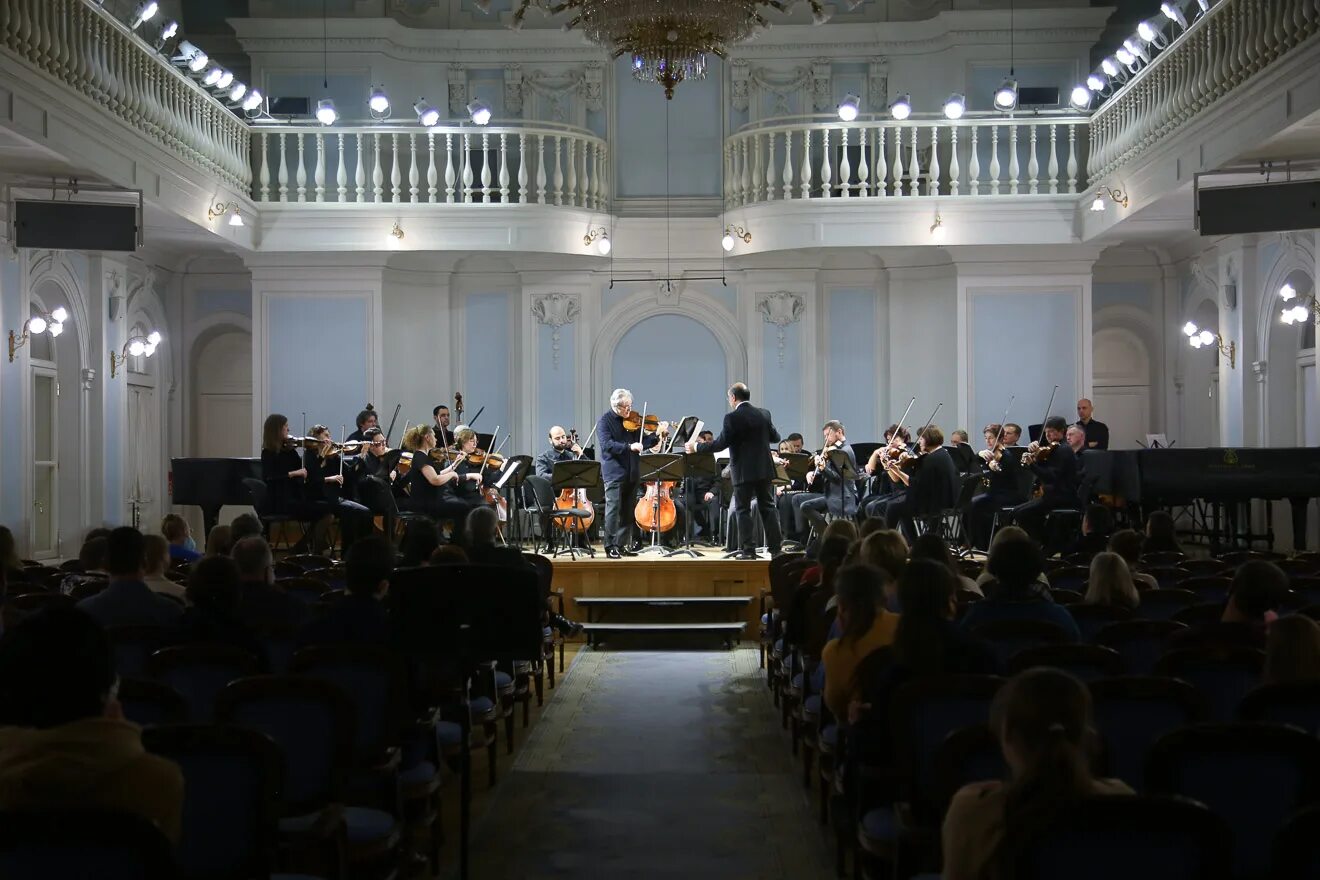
left=509, top=0, right=844, bottom=99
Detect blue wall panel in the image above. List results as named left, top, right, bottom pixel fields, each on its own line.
left=267, top=296, right=368, bottom=428
left=970, top=291, right=1077, bottom=437
left=536, top=321, right=576, bottom=438
left=612, top=314, right=727, bottom=429
left=195, top=289, right=252, bottom=319
left=463, top=292, right=512, bottom=436
left=762, top=319, right=802, bottom=437
left=829, top=289, right=877, bottom=438
left=615, top=56, right=722, bottom=198
left=1093, top=281, right=1152, bottom=312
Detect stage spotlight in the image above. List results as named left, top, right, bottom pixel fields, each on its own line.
left=837, top=94, right=860, bottom=121
left=1070, top=85, right=1092, bottom=110
left=467, top=100, right=492, bottom=125
left=174, top=41, right=208, bottom=72
left=1161, top=2, right=1189, bottom=28
left=316, top=98, right=338, bottom=125
left=889, top=94, right=911, bottom=120
left=130, top=2, right=158, bottom=30
left=414, top=100, right=440, bottom=127
left=368, top=86, right=391, bottom=118
left=943, top=93, right=965, bottom=120
left=993, top=79, right=1018, bottom=111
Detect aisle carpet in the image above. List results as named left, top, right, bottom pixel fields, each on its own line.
left=461, top=648, right=834, bottom=880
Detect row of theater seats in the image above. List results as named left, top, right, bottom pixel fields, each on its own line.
left=761, top=549, right=1320, bottom=880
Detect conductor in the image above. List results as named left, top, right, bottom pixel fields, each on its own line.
left=685, top=382, right=783, bottom=560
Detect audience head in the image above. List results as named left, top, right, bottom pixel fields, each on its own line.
left=430, top=545, right=469, bottom=565
left=142, top=535, right=170, bottom=577
left=893, top=559, right=960, bottom=669
left=403, top=522, right=441, bottom=566
left=346, top=536, right=394, bottom=600
left=105, top=527, right=146, bottom=580
left=85, top=527, right=112, bottom=543
left=205, top=524, right=234, bottom=558
left=833, top=564, right=884, bottom=644
left=1082, top=504, right=1114, bottom=537
left=909, top=533, right=961, bottom=581
left=818, top=535, right=855, bottom=588
left=819, top=518, right=859, bottom=547
left=1144, top=510, right=1180, bottom=549
left=991, top=668, right=1096, bottom=797
left=859, top=530, right=908, bottom=584
left=160, top=513, right=191, bottom=546
left=230, top=513, right=263, bottom=544
left=857, top=517, right=888, bottom=542
left=1265, top=615, right=1320, bottom=685
left=185, top=556, right=242, bottom=614
left=1106, top=529, right=1144, bottom=568
left=986, top=533, right=1044, bottom=594
left=1226, top=561, right=1289, bottom=624
left=0, top=525, right=19, bottom=571
left=466, top=506, right=500, bottom=548
left=1084, top=552, right=1140, bottom=610
left=0, top=608, right=117, bottom=729
left=232, top=536, right=274, bottom=584
left=78, top=535, right=110, bottom=573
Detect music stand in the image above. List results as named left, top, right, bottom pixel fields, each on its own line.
left=494, top=458, right=525, bottom=546
left=669, top=450, right=716, bottom=558
left=550, top=459, right=600, bottom=559
left=781, top=453, right=814, bottom=487
left=666, top=416, right=703, bottom=454
left=638, top=452, right=684, bottom=556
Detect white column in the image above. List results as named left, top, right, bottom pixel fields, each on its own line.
left=88, top=255, right=129, bottom=525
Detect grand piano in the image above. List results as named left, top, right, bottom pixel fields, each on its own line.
left=1084, top=447, right=1320, bottom=551
left=170, top=457, right=262, bottom=538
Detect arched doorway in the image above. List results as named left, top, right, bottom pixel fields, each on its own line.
left=610, top=314, right=730, bottom=426
left=1179, top=298, right=1220, bottom=446
left=190, top=326, right=253, bottom=533
left=125, top=320, right=163, bottom=531
left=1092, top=325, right=1152, bottom=450
left=28, top=281, right=84, bottom=559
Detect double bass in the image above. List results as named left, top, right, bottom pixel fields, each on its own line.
left=553, top=427, right=596, bottom=536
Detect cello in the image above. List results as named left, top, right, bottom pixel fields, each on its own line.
left=632, top=402, right=677, bottom=534
left=553, top=427, right=596, bottom=536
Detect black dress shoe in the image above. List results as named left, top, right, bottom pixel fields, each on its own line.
left=734, top=550, right=760, bottom=561
left=620, top=547, right=639, bottom=557
left=606, top=547, right=623, bottom=559
left=626, top=542, right=644, bottom=553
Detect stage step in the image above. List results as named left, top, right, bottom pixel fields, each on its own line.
left=574, top=596, right=752, bottom=606
left=581, top=622, right=746, bottom=631
left=574, top=596, right=752, bottom=647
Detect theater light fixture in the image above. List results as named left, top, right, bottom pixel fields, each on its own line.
left=721, top=225, right=751, bottom=252
left=241, top=90, right=264, bottom=114
left=157, top=20, right=179, bottom=46
left=130, top=2, right=158, bottom=30
left=8, top=308, right=69, bottom=362
left=315, top=98, right=338, bottom=125
left=208, top=202, right=244, bottom=227
left=1069, top=85, right=1092, bottom=110
left=1089, top=185, right=1129, bottom=212
left=467, top=100, right=492, bottom=125
left=943, top=93, right=966, bottom=120
left=993, top=78, right=1018, bottom=112
left=1183, top=322, right=1235, bottom=368
left=368, top=86, right=391, bottom=119
left=889, top=94, right=912, bottom=120
left=584, top=227, right=611, bottom=255
left=173, top=41, right=208, bottom=73
left=110, top=331, right=162, bottom=378
left=837, top=94, right=860, bottom=122
left=1161, top=2, right=1189, bottom=29
left=413, top=100, right=441, bottom=127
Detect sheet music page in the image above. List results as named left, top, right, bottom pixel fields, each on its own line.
left=494, top=460, right=522, bottom=488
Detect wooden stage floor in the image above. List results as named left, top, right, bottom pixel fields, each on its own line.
left=545, top=545, right=772, bottom=633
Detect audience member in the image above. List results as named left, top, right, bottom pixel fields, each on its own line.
left=229, top=513, right=263, bottom=545
left=821, top=564, right=898, bottom=721
left=1170, top=559, right=1289, bottom=650
left=941, top=669, right=1130, bottom=880
left=0, top=607, right=184, bottom=841
left=806, top=519, right=859, bottom=562
left=231, top=536, right=308, bottom=637
left=77, top=528, right=183, bottom=628
left=204, top=524, right=234, bottom=558
left=142, top=535, right=187, bottom=602
left=160, top=514, right=201, bottom=564
left=974, top=526, right=1048, bottom=591
left=401, top=521, right=442, bottom=567
left=1062, top=504, right=1114, bottom=559
left=1082, top=551, right=1140, bottom=610
left=1264, top=615, right=1320, bottom=685
left=1106, top=529, right=1158, bottom=591
left=0, top=525, right=21, bottom=579
left=857, top=517, right=889, bottom=542
left=177, top=556, right=266, bottom=664
left=429, top=545, right=469, bottom=565
left=58, top=535, right=110, bottom=596
left=297, top=536, right=393, bottom=647
left=856, top=529, right=908, bottom=610
left=465, top=507, right=526, bottom=567
left=960, top=535, right=1080, bottom=641
left=910, top=533, right=980, bottom=596
left=1141, top=510, right=1184, bottom=556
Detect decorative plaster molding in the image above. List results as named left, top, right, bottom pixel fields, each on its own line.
left=1189, top=257, right=1218, bottom=298
left=868, top=57, right=889, bottom=102
left=448, top=65, right=468, bottom=116
left=504, top=65, right=525, bottom=117
left=1278, top=230, right=1313, bottom=270
left=582, top=63, right=604, bottom=113
left=530, top=293, right=580, bottom=369
left=81, top=368, right=96, bottom=390
left=731, top=60, right=751, bottom=112
left=1252, top=359, right=1267, bottom=383
left=757, top=291, right=804, bottom=366
left=811, top=60, right=833, bottom=112
left=656, top=279, right=683, bottom=303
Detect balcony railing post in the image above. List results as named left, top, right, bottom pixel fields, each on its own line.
left=948, top=126, right=960, bottom=196
left=838, top=128, right=851, bottom=198
left=1048, top=125, right=1059, bottom=195
left=517, top=133, right=528, bottom=204
left=552, top=135, right=563, bottom=207
left=427, top=132, right=438, bottom=203
left=536, top=135, right=547, bottom=205
left=355, top=133, right=365, bottom=202
left=499, top=133, right=510, bottom=203
left=445, top=133, right=456, bottom=203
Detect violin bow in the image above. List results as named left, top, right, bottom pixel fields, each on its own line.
left=1038, top=385, right=1059, bottom=443
left=575, top=424, right=598, bottom=461
left=890, top=396, right=917, bottom=448
left=466, top=406, right=485, bottom=430
left=339, top=425, right=346, bottom=480
left=915, top=403, right=942, bottom=447
left=383, top=403, right=402, bottom=446
left=992, top=395, right=1016, bottom=448
left=480, top=426, right=502, bottom=470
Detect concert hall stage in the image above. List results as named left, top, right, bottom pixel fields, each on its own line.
left=550, top=553, right=771, bottom=637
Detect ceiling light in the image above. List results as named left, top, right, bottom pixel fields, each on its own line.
left=993, top=79, right=1018, bottom=111
left=1293, top=305, right=1312, bottom=323
left=1070, top=85, right=1092, bottom=110
left=837, top=94, right=860, bottom=122
left=889, top=94, right=911, bottom=120
left=316, top=98, right=338, bottom=125
left=128, top=339, right=146, bottom=358
left=131, top=2, right=158, bottom=29
left=51, top=307, right=68, bottom=324
left=368, top=86, right=391, bottom=118
left=1161, top=2, right=1189, bottom=28
left=467, top=100, right=492, bottom=125
left=1197, top=330, right=1215, bottom=346
left=147, top=331, right=162, bottom=345
left=943, top=93, right=966, bottom=120
left=1280, top=283, right=1297, bottom=301
left=1283, top=308, right=1300, bottom=325
left=414, top=100, right=440, bottom=127
left=1183, top=321, right=1198, bottom=337
left=241, top=90, right=263, bottom=113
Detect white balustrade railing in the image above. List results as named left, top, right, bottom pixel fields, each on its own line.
left=251, top=122, right=609, bottom=209
left=1089, top=0, right=1320, bottom=183
left=0, top=0, right=252, bottom=192
left=725, top=113, right=1088, bottom=207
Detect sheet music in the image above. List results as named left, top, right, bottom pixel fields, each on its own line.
left=494, top=460, right=522, bottom=489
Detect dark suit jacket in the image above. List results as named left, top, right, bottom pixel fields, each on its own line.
left=596, top=411, right=661, bottom=483
left=1030, top=442, right=1082, bottom=503
left=815, top=442, right=859, bottom=517
left=908, top=446, right=961, bottom=514
left=697, top=403, right=780, bottom=486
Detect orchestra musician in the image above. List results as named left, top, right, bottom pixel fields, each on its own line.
left=535, top=426, right=589, bottom=479
left=689, top=429, right=722, bottom=545
left=795, top=420, right=859, bottom=540
left=596, top=388, right=666, bottom=559
left=773, top=434, right=810, bottom=541
left=260, top=413, right=333, bottom=553
left=877, top=424, right=960, bottom=539
left=1012, top=415, right=1082, bottom=547
left=967, top=423, right=1026, bottom=550
left=947, top=428, right=978, bottom=473
left=1075, top=398, right=1110, bottom=450
left=685, top=383, right=783, bottom=560
left=346, top=406, right=378, bottom=443
left=304, top=425, right=373, bottom=551
left=357, top=428, right=395, bottom=482
left=432, top=404, right=452, bottom=447
left=399, top=424, right=484, bottom=545
left=860, top=423, right=913, bottom=520
left=1065, top=424, right=1087, bottom=456
left=1003, top=422, right=1024, bottom=447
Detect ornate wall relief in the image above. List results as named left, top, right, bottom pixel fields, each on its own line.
left=757, top=291, right=804, bottom=366
left=531, top=292, right=580, bottom=369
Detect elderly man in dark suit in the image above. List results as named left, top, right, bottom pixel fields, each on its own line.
left=685, top=382, right=783, bottom=560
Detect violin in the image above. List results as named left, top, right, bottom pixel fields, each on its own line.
left=283, top=435, right=319, bottom=451
left=621, top=412, right=666, bottom=433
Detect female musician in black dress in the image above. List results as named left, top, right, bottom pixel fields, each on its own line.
left=305, top=424, right=373, bottom=552
left=260, top=413, right=333, bottom=552
left=401, top=425, right=483, bottom=544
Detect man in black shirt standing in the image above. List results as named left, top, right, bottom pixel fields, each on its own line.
left=1075, top=398, right=1109, bottom=450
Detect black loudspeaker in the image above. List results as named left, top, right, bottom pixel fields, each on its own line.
left=1195, top=179, right=1320, bottom=235
left=14, top=200, right=139, bottom=252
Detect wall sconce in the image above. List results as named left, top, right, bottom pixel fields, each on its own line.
left=584, top=226, right=610, bottom=255
left=1089, top=185, right=1129, bottom=212
left=1279, top=282, right=1319, bottom=325
left=8, top=307, right=69, bottom=362
left=721, top=225, right=751, bottom=252
left=110, top=331, right=162, bottom=378
left=388, top=221, right=405, bottom=242
left=208, top=201, right=244, bottom=227
left=929, top=213, right=945, bottom=240
left=1182, top=321, right=1235, bottom=368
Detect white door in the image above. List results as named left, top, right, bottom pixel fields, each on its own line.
left=127, top=383, right=160, bottom=530
left=1092, top=327, right=1151, bottom=450
left=1090, top=387, right=1150, bottom=450
left=191, top=330, right=254, bottom=533
left=31, top=367, right=58, bottom=559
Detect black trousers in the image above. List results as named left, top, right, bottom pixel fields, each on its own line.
left=734, top=480, right=783, bottom=554
left=406, top=496, right=481, bottom=544
left=968, top=491, right=1018, bottom=550
left=603, top=478, right=638, bottom=549
left=1013, top=494, right=1072, bottom=546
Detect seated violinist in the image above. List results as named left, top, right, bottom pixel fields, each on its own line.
left=400, top=425, right=484, bottom=545
left=260, top=413, right=333, bottom=553
left=346, top=405, right=378, bottom=443
left=878, top=424, right=960, bottom=540
left=860, top=423, right=912, bottom=519
left=1012, top=415, right=1082, bottom=548
left=967, top=423, right=1025, bottom=550
left=304, top=424, right=373, bottom=553
left=536, top=426, right=589, bottom=479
